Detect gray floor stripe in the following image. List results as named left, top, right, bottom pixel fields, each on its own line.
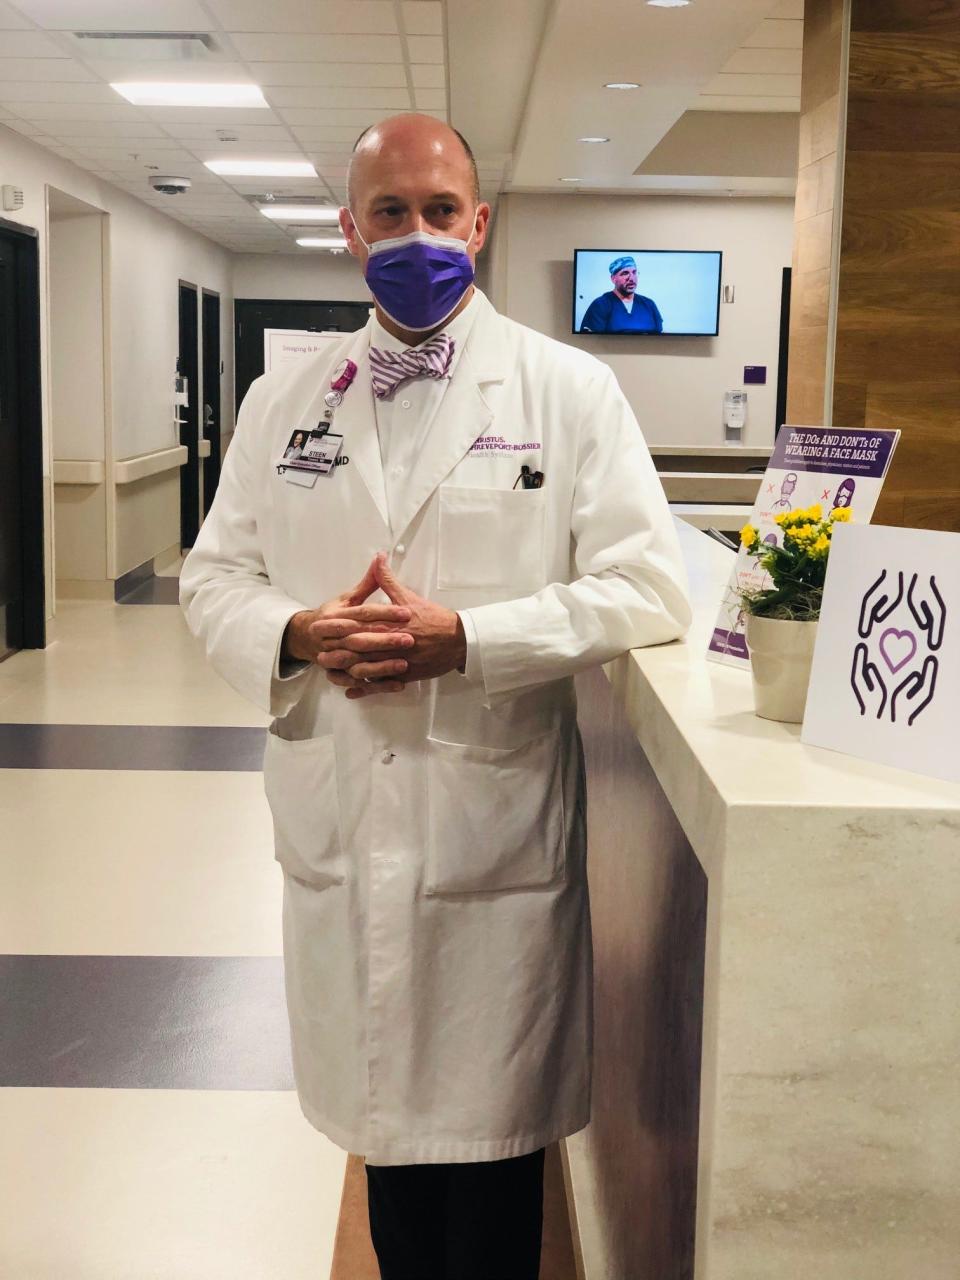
left=116, top=576, right=182, bottom=605
left=0, top=955, right=294, bottom=1090
left=0, top=724, right=266, bottom=771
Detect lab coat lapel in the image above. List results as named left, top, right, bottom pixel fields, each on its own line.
left=331, top=327, right=390, bottom=530
left=390, top=296, right=509, bottom=541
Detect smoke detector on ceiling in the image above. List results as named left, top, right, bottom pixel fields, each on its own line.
left=149, top=175, right=191, bottom=195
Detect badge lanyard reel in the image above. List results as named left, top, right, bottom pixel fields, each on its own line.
left=277, top=359, right=358, bottom=487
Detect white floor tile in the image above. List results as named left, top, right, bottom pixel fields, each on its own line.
left=0, top=1089, right=347, bottom=1280
left=0, top=770, right=282, bottom=955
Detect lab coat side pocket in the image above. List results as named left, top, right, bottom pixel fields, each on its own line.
left=262, top=730, right=346, bottom=889
left=424, top=729, right=565, bottom=895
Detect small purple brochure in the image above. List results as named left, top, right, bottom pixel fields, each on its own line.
left=706, top=425, right=900, bottom=668
left=802, top=524, right=958, bottom=785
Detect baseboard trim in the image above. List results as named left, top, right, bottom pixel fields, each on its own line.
left=114, top=557, right=154, bottom=602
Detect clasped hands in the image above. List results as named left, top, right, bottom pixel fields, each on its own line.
left=282, top=553, right=467, bottom=700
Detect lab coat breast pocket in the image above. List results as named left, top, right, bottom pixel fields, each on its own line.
left=262, top=729, right=346, bottom=889
left=424, top=729, right=565, bottom=895
left=437, top=486, right=546, bottom=591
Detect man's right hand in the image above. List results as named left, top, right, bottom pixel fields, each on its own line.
left=281, top=561, right=414, bottom=695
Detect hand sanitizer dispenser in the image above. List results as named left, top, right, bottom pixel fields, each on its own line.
left=722, top=390, right=747, bottom=445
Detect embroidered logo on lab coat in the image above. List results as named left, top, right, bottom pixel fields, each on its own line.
left=468, top=435, right=542, bottom=457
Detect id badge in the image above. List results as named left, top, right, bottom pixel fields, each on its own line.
left=279, top=426, right=343, bottom=485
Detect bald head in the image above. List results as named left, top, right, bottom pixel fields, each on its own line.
left=347, top=113, right=480, bottom=209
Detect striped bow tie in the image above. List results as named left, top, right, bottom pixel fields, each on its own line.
left=369, top=333, right=455, bottom=399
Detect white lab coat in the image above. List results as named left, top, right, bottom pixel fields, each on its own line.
left=180, top=290, right=691, bottom=1164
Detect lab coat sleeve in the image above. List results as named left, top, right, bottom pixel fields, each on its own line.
left=180, top=379, right=314, bottom=717
left=462, top=363, right=691, bottom=698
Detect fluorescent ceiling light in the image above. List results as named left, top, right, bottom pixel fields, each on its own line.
left=111, top=82, right=268, bottom=108
left=297, top=237, right=347, bottom=249
left=646, top=0, right=691, bottom=7
left=559, top=177, right=582, bottom=183
left=578, top=136, right=610, bottom=144
left=605, top=81, right=641, bottom=90
left=206, top=159, right=317, bottom=178
left=260, top=204, right=340, bottom=222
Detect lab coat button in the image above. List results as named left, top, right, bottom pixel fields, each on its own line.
left=395, top=542, right=406, bottom=555
left=381, top=749, right=395, bottom=764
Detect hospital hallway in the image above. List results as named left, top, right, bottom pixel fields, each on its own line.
left=0, top=572, right=578, bottom=1280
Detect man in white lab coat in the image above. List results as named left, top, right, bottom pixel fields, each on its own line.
left=181, top=114, right=691, bottom=1280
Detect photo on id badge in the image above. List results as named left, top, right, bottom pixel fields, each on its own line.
left=281, top=425, right=343, bottom=475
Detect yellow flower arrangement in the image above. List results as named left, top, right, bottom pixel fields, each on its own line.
left=737, top=505, right=853, bottom=620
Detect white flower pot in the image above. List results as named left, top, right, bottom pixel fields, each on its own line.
left=745, top=615, right=819, bottom=724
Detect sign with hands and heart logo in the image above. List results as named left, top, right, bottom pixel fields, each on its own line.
left=802, top=524, right=958, bottom=783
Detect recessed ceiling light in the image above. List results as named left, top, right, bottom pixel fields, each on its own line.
left=260, top=204, right=340, bottom=222
left=111, top=82, right=269, bottom=108
left=206, top=159, right=317, bottom=178
left=604, top=82, right=641, bottom=90
left=578, top=136, right=610, bottom=144
left=559, top=177, right=582, bottom=183
left=646, top=0, right=691, bottom=7
left=297, top=237, right=348, bottom=249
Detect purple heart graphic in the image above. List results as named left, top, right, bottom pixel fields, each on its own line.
left=879, top=627, right=917, bottom=674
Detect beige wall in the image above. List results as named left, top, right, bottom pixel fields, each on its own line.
left=487, top=192, right=795, bottom=448
left=0, top=122, right=235, bottom=609
left=232, top=251, right=371, bottom=303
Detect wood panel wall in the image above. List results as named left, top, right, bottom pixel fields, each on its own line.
left=832, top=0, right=960, bottom=531
left=784, top=0, right=846, bottom=427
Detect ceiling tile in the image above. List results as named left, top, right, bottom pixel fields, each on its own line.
left=0, top=81, right=121, bottom=103
left=0, top=57, right=96, bottom=80
left=0, top=1, right=32, bottom=28
left=405, top=35, right=443, bottom=63
left=163, top=123, right=296, bottom=141
left=413, top=87, right=445, bottom=111
left=290, top=125, right=365, bottom=143
left=80, top=58, right=249, bottom=83
left=0, top=30, right=70, bottom=56
left=229, top=33, right=402, bottom=63
left=402, top=2, right=442, bottom=36
left=251, top=61, right=407, bottom=87
left=744, top=20, right=803, bottom=50
left=43, top=120, right=167, bottom=137
left=278, top=106, right=391, bottom=127
left=9, top=101, right=147, bottom=121
left=721, top=48, right=802, bottom=75
left=411, top=63, right=445, bottom=88
left=140, top=106, right=282, bottom=126
left=206, top=1, right=397, bottom=34
left=12, top=1, right=212, bottom=29
left=0, top=116, right=45, bottom=134
left=264, top=85, right=411, bottom=110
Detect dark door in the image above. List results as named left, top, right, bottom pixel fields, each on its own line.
left=234, top=298, right=372, bottom=410
left=178, top=282, right=200, bottom=549
left=0, top=222, right=44, bottom=657
left=0, top=237, right=23, bottom=658
left=201, top=289, right=221, bottom=517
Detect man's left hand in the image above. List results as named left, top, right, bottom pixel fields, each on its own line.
left=324, top=554, right=466, bottom=698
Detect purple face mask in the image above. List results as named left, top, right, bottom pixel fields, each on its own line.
left=355, top=223, right=476, bottom=332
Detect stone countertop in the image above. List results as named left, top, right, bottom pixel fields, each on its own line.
left=608, top=520, right=960, bottom=874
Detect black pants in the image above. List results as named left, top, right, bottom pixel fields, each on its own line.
left=365, top=1147, right=545, bottom=1280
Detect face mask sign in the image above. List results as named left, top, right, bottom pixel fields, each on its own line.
left=352, top=216, right=477, bottom=332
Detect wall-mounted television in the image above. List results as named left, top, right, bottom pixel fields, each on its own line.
left=572, top=249, right=722, bottom=337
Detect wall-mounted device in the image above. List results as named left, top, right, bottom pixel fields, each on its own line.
left=2, top=184, right=25, bottom=212
left=722, top=390, right=747, bottom=445
left=149, top=175, right=191, bottom=195
left=572, top=249, right=723, bottom=336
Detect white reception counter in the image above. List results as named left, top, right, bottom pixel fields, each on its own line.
left=566, top=521, right=959, bottom=1280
